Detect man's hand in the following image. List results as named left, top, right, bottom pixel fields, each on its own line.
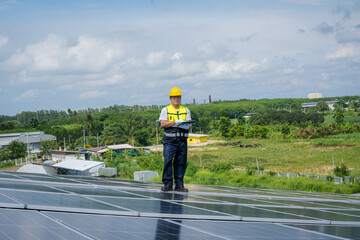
left=175, top=119, right=185, bottom=125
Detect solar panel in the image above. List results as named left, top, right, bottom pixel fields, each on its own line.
left=0, top=180, right=67, bottom=193
left=0, top=193, right=24, bottom=208
left=46, top=212, right=224, bottom=240
left=0, top=188, right=136, bottom=215
left=0, top=170, right=359, bottom=239
left=0, top=209, right=91, bottom=240
left=287, top=224, right=360, bottom=239
left=91, top=195, right=237, bottom=220
left=258, top=199, right=347, bottom=209
left=259, top=207, right=360, bottom=222
left=54, top=185, right=148, bottom=198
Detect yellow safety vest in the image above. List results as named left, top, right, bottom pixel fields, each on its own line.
left=164, top=104, right=188, bottom=142
left=166, top=105, right=187, bottom=122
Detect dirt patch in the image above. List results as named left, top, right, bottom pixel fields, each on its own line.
left=0, top=166, right=21, bottom=172
left=309, top=145, right=356, bottom=150
left=218, top=141, right=261, bottom=148
left=189, top=147, right=219, bottom=152
left=303, top=165, right=334, bottom=175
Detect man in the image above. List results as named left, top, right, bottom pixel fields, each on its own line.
left=159, top=87, right=191, bottom=192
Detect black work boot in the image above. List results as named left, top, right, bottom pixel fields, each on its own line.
left=174, top=185, right=188, bottom=192
left=161, top=182, right=173, bottom=192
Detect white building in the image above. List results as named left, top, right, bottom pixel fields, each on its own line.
left=307, top=93, right=323, bottom=99
left=0, top=132, right=56, bottom=154
left=51, top=150, right=88, bottom=162
left=301, top=100, right=339, bottom=110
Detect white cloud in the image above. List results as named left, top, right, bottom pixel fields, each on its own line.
left=14, top=89, right=40, bottom=102
left=4, top=34, right=124, bottom=74
left=326, top=44, right=360, bottom=59
left=171, top=52, right=183, bottom=60
left=207, top=60, right=260, bottom=77
left=0, top=36, right=8, bottom=48
left=282, top=68, right=296, bottom=74
left=146, top=51, right=166, bottom=66
left=78, top=90, right=107, bottom=100
left=159, top=61, right=204, bottom=78
left=197, top=42, right=236, bottom=60
left=80, top=74, right=124, bottom=87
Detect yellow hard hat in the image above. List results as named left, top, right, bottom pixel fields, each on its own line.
left=169, top=87, right=182, bottom=97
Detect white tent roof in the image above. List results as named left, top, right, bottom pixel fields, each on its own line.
left=17, top=163, right=56, bottom=175
left=53, top=159, right=105, bottom=172
left=107, top=144, right=135, bottom=150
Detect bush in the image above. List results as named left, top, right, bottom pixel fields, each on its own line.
left=116, top=161, right=141, bottom=179
left=334, top=163, right=350, bottom=177
left=0, top=161, right=16, bottom=169
left=245, top=125, right=269, bottom=139
left=136, top=153, right=163, bottom=171
left=210, top=162, right=232, bottom=172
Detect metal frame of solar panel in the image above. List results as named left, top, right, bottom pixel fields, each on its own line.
left=0, top=170, right=359, bottom=239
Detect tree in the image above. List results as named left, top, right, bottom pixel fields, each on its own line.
left=306, top=112, right=324, bottom=124
left=218, top=109, right=230, bottom=118
left=316, top=101, right=330, bottom=115
left=85, top=114, right=94, bottom=133
left=334, top=110, right=344, bottom=125
left=0, top=148, right=10, bottom=161
left=40, top=140, right=59, bottom=155
left=30, top=118, right=40, bottom=128
left=334, top=163, right=350, bottom=177
left=134, top=129, right=150, bottom=146
left=237, top=115, right=246, bottom=125
left=197, top=116, right=212, bottom=133
left=228, top=124, right=244, bottom=138
left=7, top=141, right=27, bottom=159
left=218, top=117, right=231, bottom=137
left=245, top=125, right=269, bottom=139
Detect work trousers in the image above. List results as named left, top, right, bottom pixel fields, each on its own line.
left=162, top=140, right=187, bottom=187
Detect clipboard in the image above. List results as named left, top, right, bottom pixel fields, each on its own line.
left=180, top=120, right=196, bottom=125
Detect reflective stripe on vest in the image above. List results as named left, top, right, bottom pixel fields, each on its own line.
left=164, top=132, right=189, bottom=138
left=166, top=104, right=187, bottom=122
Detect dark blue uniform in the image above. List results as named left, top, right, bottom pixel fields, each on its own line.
left=162, top=140, right=187, bottom=188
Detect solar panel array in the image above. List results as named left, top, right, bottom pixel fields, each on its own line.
left=0, top=170, right=359, bottom=239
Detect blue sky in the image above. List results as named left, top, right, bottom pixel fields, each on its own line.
left=0, top=0, right=359, bottom=115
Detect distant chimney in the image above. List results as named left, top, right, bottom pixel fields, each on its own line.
left=193, top=99, right=196, bottom=105
left=209, top=95, right=212, bottom=103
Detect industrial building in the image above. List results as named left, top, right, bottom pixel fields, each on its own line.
left=301, top=100, right=339, bottom=110
left=0, top=131, right=56, bottom=154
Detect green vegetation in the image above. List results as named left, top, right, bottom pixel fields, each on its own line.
left=186, top=170, right=359, bottom=194
left=0, top=161, right=16, bottom=169
left=0, top=141, right=27, bottom=160
left=1, top=96, right=359, bottom=193
left=101, top=149, right=360, bottom=194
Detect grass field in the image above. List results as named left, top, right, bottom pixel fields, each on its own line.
left=187, top=133, right=360, bottom=177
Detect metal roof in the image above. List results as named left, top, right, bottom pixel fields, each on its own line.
left=107, top=144, right=136, bottom=150
left=0, top=131, right=56, bottom=147
left=53, top=159, right=105, bottom=172
left=301, top=100, right=339, bottom=108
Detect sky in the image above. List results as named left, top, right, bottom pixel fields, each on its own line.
left=0, top=0, right=359, bottom=116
